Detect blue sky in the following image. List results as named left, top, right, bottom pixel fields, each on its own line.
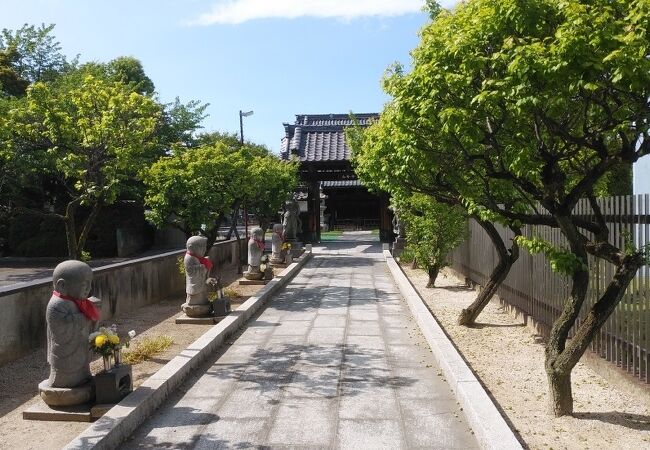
left=3, top=0, right=435, bottom=151
left=3, top=0, right=649, bottom=193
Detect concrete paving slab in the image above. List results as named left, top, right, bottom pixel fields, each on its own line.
left=383, top=326, right=417, bottom=344
left=343, top=352, right=390, bottom=370
left=211, top=344, right=260, bottom=365
left=283, top=369, right=340, bottom=398
left=299, top=344, right=344, bottom=367
left=216, top=387, right=282, bottom=419
left=194, top=418, right=270, bottom=449
left=315, top=305, right=349, bottom=315
left=307, top=327, right=346, bottom=345
left=337, top=419, right=405, bottom=450
left=391, top=367, right=455, bottom=400
left=347, top=320, right=383, bottom=335
left=313, top=315, right=347, bottom=327
left=267, top=398, right=336, bottom=446
left=271, top=320, right=312, bottom=336
left=345, top=335, right=385, bottom=350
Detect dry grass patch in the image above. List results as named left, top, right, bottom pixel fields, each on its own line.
left=123, top=335, right=174, bottom=365
left=224, top=287, right=243, bottom=299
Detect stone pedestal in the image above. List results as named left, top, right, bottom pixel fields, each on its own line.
left=181, top=302, right=213, bottom=318
left=38, top=379, right=93, bottom=407
left=23, top=402, right=93, bottom=422
left=94, top=364, right=133, bottom=405
left=392, top=237, right=407, bottom=258
left=244, top=265, right=264, bottom=280
left=239, top=279, right=270, bottom=286
left=175, top=315, right=220, bottom=324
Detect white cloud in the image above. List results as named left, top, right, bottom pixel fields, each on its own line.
left=189, top=0, right=427, bottom=26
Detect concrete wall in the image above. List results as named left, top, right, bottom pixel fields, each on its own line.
left=0, top=239, right=243, bottom=366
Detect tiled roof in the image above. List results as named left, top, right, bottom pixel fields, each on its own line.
left=322, top=180, right=364, bottom=188
left=280, top=113, right=378, bottom=162
left=295, top=113, right=377, bottom=127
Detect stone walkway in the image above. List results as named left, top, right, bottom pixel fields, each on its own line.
left=121, top=239, right=478, bottom=449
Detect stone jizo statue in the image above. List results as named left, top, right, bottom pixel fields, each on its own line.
left=391, top=207, right=406, bottom=239
left=270, top=223, right=284, bottom=264
left=39, top=260, right=101, bottom=406
left=244, top=227, right=265, bottom=280
left=282, top=199, right=302, bottom=241
left=182, top=236, right=216, bottom=317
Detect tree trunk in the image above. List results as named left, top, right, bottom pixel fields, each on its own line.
left=426, top=265, right=440, bottom=288
left=544, top=214, right=590, bottom=416
left=226, top=206, right=240, bottom=240
left=458, top=221, right=520, bottom=326
left=545, top=245, right=643, bottom=416
left=76, top=201, right=101, bottom=259
left=63, top=200, right=79, bottom=259
left=205, top=216, right=225, bottom=250
left=546, top=367, right=573, bottom=417
left=205, top=233, right=217, bottom=252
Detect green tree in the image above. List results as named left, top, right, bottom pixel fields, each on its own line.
left=397, top=194, right=466, bottom=287
left=144, top=140, right=298, bottom=249
left=158, top=98, right=209, bottom=149
left=423, top=0, right=442, bottom=19
left=0, top=48, right=29, bottom=96
left=245, top=155, right=298, bottom=235
left=373, top=0, right=650, bottom=416
left=4, top=74, right=160, bottom=259
left=106, top=56, right=155, bottom=95
left=143, top=143, right=248, bottom=248
left=0, top=24, right=68, bottom=83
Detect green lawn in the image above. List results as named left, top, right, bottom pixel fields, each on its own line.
left=321, top=230, right=344, bottom=241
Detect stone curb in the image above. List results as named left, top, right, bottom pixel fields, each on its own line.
left=383, top=250, right=522, bottom=450
left=63, top=251, right=314, bottom=450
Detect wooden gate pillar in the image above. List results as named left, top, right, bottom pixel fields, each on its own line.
left=306, top=181, right=321, bottom=243
left=379, top=192, right=393, bottom=243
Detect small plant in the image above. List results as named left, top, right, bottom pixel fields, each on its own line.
left=122, top=335, right=174, bottom=365
left=80, top=250, right=92, bottom=262
left=177, top=255, right=186, bottom=275
left=223, top=287, right=242, bottom=298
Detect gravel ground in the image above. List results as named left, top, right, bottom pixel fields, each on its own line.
left=0, top=264, right=274, bottom=450
left=401, top=264, right=650, bottom=450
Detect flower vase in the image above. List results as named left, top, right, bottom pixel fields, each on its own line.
left=113, top=348, right=122, bottom=366
left=102, top=354, right=112, bottom=372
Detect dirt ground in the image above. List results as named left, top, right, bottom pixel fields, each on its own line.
left=0, top=264, right=277, bottom=450
left=401, top=264, right=650, bottom=450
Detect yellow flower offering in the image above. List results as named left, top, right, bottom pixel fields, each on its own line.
left=95, top=335, right=107, bottom=347
left=108, top=334, right=120, bottom=345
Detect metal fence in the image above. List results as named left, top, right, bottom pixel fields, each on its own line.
left=449, top=194, right=649, bottom=383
